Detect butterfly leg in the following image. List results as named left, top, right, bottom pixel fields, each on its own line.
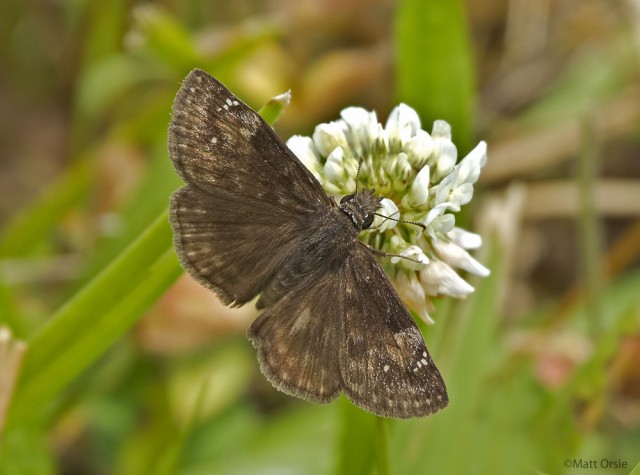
left=357, top=241, right=425, bottom=266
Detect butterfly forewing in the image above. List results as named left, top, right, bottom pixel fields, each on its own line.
left=169, top=69, right=328, bottom=209
left=171, top=187, right=306, bottom=305
left=168, top=69, right=449, bottom=418
left=169, top=70, right=328, bottom=306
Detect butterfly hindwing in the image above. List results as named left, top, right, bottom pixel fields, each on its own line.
left=248, top=222, right=448, bottom=418
left=339, top=244, right=448, bottom=418
left=247, top=273, right=344, bottom=404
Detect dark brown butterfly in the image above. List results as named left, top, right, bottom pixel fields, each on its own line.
left=168, top=69, right=448, bottom=418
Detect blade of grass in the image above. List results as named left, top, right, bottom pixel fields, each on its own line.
left=151, top=379, right=210, bottom=475
left=394, top=0, right=476, bottom=152
left=0, top=159, right=91, bottom=258
left=7, top=247, right=182, bottom=429
left=0, top=284, right=24, bottom=337
left=5, top=212, right=177, bottom=429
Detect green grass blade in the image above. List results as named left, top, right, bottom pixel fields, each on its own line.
left=394, top=0, right=475, bottom=151
left=0, top=159, right=91, bottom=258
left=6, top=212, right=178, bottom=428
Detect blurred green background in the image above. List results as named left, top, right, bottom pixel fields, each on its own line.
left=1, top=0, right=639, bottom=474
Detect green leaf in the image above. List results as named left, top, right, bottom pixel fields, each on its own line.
left=395, top=0, right=476, bottom=151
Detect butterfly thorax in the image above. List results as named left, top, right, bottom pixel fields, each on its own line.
left=338, top=189, right=383, bottom=231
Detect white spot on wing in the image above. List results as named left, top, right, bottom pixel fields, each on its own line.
left=383, top=365, right=390, bottom=372
left=290, top=308, right=312, bottom=334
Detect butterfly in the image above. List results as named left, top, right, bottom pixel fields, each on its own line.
left=168, top=69, right=448, bottom=418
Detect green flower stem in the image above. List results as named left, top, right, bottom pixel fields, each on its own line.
left=578, top=118, right=603, bottom=338
left=374, top=416, right=390, bottom=475
left=335, top=400, right=389, bottom=475
left=336, top=397, right=377, bottom=475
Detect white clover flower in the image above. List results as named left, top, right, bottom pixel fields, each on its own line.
left=286, top=103, right=489, bottom=324
left=373, top=198, right=399, bottom=232
left=286, top=135, right=322, bottom=178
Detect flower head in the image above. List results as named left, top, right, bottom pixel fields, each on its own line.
left=287, top=104, right=489, bottom=324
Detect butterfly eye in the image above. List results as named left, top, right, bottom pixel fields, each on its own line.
left=340, top=194, right=355, bottom=204
left=362, top=213, right=374, bottom=229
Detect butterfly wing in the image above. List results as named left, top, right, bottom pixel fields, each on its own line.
left=339, top=244, right=448, bottom=418
left=169, top=70, right=448, bottom=418
left=247, top=270, right=344, bottom=404
left=169, top=69, right=330, bottom=306
left=248, top=234, right=448, bottom=418
left=169, top=69, right=327, bottom=206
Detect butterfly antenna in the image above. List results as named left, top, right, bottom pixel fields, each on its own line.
left=373, top=211, right=426, bottom=231
left=355, top=157, right=364, bottom=194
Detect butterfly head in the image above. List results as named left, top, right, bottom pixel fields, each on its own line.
left=339, top=189, right=383, bottom=231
